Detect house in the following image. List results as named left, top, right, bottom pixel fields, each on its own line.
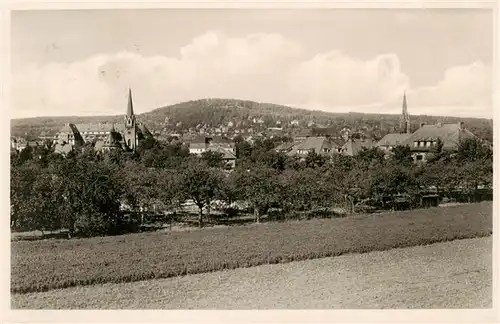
left=11, top=138, right=45, bottom=152
left=311, top=127, right=336, bottom=138
left=54, top=140, right=74, bottom=156
left=294, top=129, right=312, bottom=142
left=266, top=127, right=283, bottom=138
left=188, top=136, right=237, bottom=169
left=376, top=133, right=412, bottom=152
left=341, top=138, right=375, bottom=156
left=290, top=120, right=300, bottom=126
left=189, top=136, right=210, bottom=154
left=208, top=145, right=237, bottom=170
left=94, top=125, right=122, bottom=153
left=403, top=122, right=477, bottom=162
left=189, top=136, right=235, bottom=154
left=286, top=137, right=340, bottom=159
left=274, top=142, right=296, bottom=154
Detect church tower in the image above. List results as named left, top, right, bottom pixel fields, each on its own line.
left=400, top=92, right=411, bottom=134
left=123, top=88, right=138, bottom=151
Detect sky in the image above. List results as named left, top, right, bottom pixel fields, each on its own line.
left=10, top=8, right=494, bottom=119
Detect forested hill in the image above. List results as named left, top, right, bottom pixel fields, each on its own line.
left=10, top=98, right=493, bottom=141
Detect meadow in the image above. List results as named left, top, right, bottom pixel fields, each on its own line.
left=11, top=202, right=492, bottom=294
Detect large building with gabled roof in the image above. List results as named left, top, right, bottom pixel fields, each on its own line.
left=402, top=122, right=477, bottom=162
left=375, top=92, right=480, bottom=162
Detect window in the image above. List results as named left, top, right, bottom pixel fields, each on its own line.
left=416, top=154, right=423, bottom=161
left=426, top=141, right=431, bottom=147
left=413, top=141, right=418, bottom=147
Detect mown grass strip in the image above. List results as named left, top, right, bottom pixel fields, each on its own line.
left=11, top=202, right=492, bottom=294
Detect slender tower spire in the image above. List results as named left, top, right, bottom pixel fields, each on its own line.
left=124, top=88, right=137, bottom=151
left=126, top=88, right=134, bottom=117
left=400, top=91, right=410, bottom=134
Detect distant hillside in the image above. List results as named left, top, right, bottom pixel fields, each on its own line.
left=10, top=98, right=493, bottom=141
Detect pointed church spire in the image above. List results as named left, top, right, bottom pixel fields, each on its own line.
left=402, top=91, right=408, bottom=116
left=400, top=91, right=411, bottom=134
left=127, top=88, right=134, bottom=117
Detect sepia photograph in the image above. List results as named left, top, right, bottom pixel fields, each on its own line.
left=6, top=3, right=496, bottom=313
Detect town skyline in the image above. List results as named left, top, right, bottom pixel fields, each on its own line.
left=11, top=8, right=493, bottom=119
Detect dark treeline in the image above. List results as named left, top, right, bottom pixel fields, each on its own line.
left=10, top=135, right=493, bottom=238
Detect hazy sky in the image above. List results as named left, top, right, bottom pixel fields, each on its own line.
left=11, top=9, right=493, bottom=118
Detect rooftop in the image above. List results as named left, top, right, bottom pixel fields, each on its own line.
left=403, top=122, right=476, bottom=151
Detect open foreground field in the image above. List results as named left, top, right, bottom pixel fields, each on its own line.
left=12, top=236, right=492, bottom=309
left=11, top=202, right=492, bottom=294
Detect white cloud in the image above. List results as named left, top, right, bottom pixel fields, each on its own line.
left=289, top=51, right=409, bottom=107
left=406, top=61, right=492, bottom=118
left=11, top=31, right=492, bottom=119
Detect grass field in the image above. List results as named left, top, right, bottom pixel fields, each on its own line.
left=12, top=237, right=492, bottom=309
left=11, top=202, right=492, bottom=294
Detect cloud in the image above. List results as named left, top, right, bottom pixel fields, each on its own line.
left=11, top=31, right=492, bottom=119
left=289, top=51, right=410, bottom=107
left=407, top=61, right=492, bottom=118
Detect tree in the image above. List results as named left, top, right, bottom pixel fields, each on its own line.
left=51, top=158, right=126, bottom=236
left=325, top=155, right=366, bottom=213
left=201, top=150, right=224, bottom=168
left=280, top=168, right=327, bottom=213
left=10, top=162, right=39, bottom=230
left=368, top=162, right=421, bottom=210
left=355, top=147, right=385, bottom=170
left=30, top=172, right=65, bottom=234
left=154, top=169, right=184, bottom=227
left=259, top=150, right=290, bottom=171
left=457, top=137, right=492, bottom=162
left=304, top=151, right=327, bottom=169
left=17, top=146, right=34, bottom=165
left=391, top=145, right=413, bottom=166
left=229, top=165, right=280, bottom=223
left=179, top=159, right=225, bottom=227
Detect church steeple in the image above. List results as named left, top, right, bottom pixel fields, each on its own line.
left=402, top=91, right=407, bottom=116
left=400, top=92, right=410, bottom=134
left=126, top=88, right=134, bottom=117
left=124, top=88, right=138, bottom=151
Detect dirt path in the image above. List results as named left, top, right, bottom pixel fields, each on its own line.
left=12, top=237, right=492, bottom=309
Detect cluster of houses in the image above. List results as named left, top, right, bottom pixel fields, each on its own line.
left=273, top=93, right=483, bottom=163
left=11, top=91, right=486, bottom=169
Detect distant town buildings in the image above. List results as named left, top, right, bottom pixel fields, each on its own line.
left=12, top=90, right=485, bottom=167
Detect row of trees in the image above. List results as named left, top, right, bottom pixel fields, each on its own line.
left=10, top=135, right=493, bottom=237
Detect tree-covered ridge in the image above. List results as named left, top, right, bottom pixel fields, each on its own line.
left=11, top=98, right=493, bottom=141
